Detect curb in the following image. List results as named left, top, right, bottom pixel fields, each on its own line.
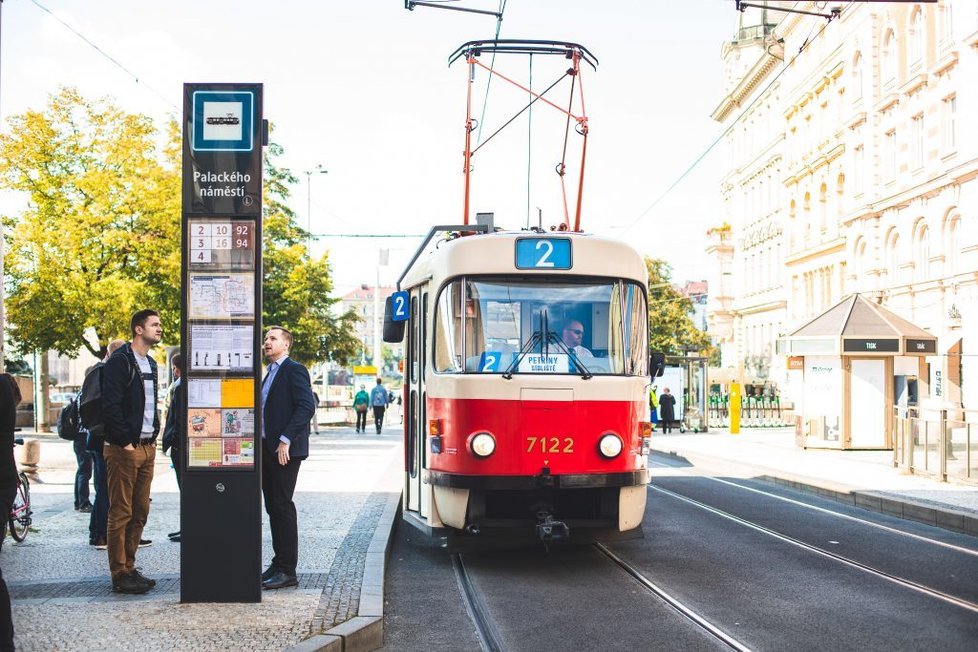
left=287, top=491, right=402, bottom=652
left=652, top=447, right=978, bottom=537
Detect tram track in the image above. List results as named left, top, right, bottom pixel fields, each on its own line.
left=594, top=543, right=751, bottom=651
left=452, top=553, right=506, bottom=652
left=650, top=484, right=978, bottom=615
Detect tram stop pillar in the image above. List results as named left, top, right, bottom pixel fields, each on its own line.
left=730, top=381, right=741, bottom=434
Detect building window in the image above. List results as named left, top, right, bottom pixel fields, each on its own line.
left=853, top=145, right=864, bottom=194
left=942, top=95, right=957, bottom=152
left=915, top=224, right=930, bottom=281
left=886, top=231, right=900, bottom=284
left=911, top=114, right=924, bottom=170
left=909, top=9, right=924, bottom=71
left=884, top=130, right=897, bottom=180
left=853, top=52, right=863, bottom=101
left=881, top=29, right=897, bottom=92
left=945, top=217, right=960, bottom=276
left=818, top=182, right=828, bottom=233
left=940, top=0, right=954, bottom=45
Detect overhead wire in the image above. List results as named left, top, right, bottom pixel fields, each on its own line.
left=475, top=0, right=507, bottom=144
left=619, top=0, right=824, bottom=237
left=28, top=0, right=178, bottom=113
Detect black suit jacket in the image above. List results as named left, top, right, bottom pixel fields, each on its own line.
left=0, top=376, right=18, bottom=505
left=162, top=378, right=184, bottom=454
left=262, top=357, right=315, bottom=460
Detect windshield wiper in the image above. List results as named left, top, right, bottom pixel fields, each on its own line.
left=502, top=311, right=547, bottom=380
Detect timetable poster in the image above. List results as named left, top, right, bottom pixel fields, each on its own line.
left=187, top=378, right=255, bottom=408
left=190, top=324, right=254, bottom=372
left=188, top=220, right=255, bottom=270
left=189, top=273, right=256, bottom=320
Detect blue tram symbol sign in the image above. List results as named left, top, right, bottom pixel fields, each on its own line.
left=192, top=91, right=255, bottom=152
left=390, top=291, right=410, bottom=322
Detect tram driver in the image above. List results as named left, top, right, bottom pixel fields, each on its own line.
left=560, top=319, right=593, bottom=358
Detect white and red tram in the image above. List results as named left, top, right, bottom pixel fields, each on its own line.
left=384, top=226, right=661, bottom=546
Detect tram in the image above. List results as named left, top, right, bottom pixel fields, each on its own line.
left=383, top=226, right=661, bottom=546
left=383, top=40, right=661, bottom=546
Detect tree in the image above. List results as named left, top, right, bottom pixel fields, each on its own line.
left=0, top=88, right=180, bottom=359
left=646, top=257, right=712, bottom=357
left=261, top=142, right=360, bottom=366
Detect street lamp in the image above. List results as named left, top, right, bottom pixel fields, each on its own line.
left=303, top=165, right=328, bottom=247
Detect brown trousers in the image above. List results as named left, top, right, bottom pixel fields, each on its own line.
left=104, top=442, right=156, bottom=579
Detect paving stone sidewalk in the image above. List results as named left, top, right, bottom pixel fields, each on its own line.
left=3, top=426, right=402, bottom=651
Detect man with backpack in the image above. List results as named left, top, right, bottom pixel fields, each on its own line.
left=57, top=388, right=92, bottom=512
left=101, top=310, right=163, bottom=595
left=79, top=339, right=126, bottom=550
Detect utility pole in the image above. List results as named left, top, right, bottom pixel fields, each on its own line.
left=304, top=165, right=327, bottom=250
left=373, top=249, right=389, bottom=373
left=0, top=0, right=6, bottom=371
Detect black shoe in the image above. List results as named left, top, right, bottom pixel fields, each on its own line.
left=262, top=571, right=298, bottom=590
left=261, top=565, right=279, bottom=582
left=112, top=571, right=150, bottom=595
left=138, top=539, right=152, bottom=548
left=132, top=568, right=157, bottom=588
left=167, top=530, right=180, bottom=539
left=170, top=534, right=181, bottom=542
left=76, top=503, right=93, bottom=513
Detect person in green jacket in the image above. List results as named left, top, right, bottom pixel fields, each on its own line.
left=649, top=385, right=659, bottom=431
left=353, top=385, right=370, bottom=433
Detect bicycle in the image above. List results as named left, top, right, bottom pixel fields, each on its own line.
left=7, top=437, right=32, bottom=542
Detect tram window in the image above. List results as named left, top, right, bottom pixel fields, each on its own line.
left=433, top=280, right=463, bottom=373
left=430, top=277, right=648, bottom=376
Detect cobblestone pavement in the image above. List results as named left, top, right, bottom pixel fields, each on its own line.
left=3, top=426, right=403, bottom=651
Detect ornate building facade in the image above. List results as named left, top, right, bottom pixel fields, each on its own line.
left=709, top=1, right=977, bottom=409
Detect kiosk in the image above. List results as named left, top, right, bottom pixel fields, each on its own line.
left=780, top=294, right=936, bottom=450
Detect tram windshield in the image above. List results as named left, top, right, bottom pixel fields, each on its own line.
left=433, top=277, right=648, bottom=376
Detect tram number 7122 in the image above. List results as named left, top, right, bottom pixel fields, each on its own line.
left=526, top=436, right=574, bottom=454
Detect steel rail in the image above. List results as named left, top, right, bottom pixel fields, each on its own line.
left=595, top=543, right=752, bottom=651
left=452, top=553, right=505, bottom=652
left=652, top=485, right=978, bottom=615
left=649, top=458, right=978, bottom=557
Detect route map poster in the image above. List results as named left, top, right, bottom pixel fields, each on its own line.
left=189, top=273, right=255, bottom=319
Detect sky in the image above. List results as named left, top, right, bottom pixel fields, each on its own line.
left=1, top=0, right=743, bottom=295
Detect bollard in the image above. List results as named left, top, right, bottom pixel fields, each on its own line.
left=730, top=382, right=741, bottom=434
left=16, top=438, right=41, bottom=468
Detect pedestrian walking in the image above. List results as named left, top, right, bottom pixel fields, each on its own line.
left=370, top=377, right=389, bottom=434
left=311, top=391, right=321, bottom=434
left=260, top=326, right=315, bottom=590
left=353, top=384, right=369, bottom=433
left=659, top=387, right=677, bottom=434
left=102, top=309, right=163, bottom=595
left=0, top=373, right=22, bottom=651
left=72, top=415, right=94, bottom=512
left=649, top=384, right=659, bottom=432
left=162, top=353, right=184, bottom=543
left=85, top=339, right=126, bottom=550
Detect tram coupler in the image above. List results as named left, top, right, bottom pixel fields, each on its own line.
left=535, top=510, right=569, bottom=549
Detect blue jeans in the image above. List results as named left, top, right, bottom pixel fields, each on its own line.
left=88, top=445, right=108, bottom=540
left=73, top=437, right=93, bottom=509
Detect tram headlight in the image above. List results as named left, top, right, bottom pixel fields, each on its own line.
left=598, top=433, right=623, bottom=458
left=469, top=432, right=496, bottom=458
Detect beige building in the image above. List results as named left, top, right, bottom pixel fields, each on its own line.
left=338, top=284, right=403, bottom=372
left=709, top=1, right=977, bottom=410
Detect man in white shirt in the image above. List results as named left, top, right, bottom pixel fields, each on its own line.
left=560, top=319, right=593, bottom=358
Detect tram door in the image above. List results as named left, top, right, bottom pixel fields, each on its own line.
left=405, top=286, right=429, bottom=517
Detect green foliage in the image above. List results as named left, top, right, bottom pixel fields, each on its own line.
left=0, top=91, right=359, bottom=367
left=0, top=88, right=179, bottom=359
left=646, top=257, right=712, bottom=358
left=261, top=142, right=360, bottom=366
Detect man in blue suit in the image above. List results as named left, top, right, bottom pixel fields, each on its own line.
left=260, top=326, right=316, bottom=590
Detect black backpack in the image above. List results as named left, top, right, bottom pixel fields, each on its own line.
left=57, top=395, right=82, bottom=441
left=79, top=356, right=137, bottom=438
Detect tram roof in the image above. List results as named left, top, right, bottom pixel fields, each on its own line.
left=398, top=231, right=648, bottom=290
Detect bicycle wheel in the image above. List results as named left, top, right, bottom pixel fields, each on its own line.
left=8, top=472, right=31, bottom=542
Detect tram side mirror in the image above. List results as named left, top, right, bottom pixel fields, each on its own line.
left=383, top=292, right=408, bottom=343
left=649, top=352, right=665, bottom=378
